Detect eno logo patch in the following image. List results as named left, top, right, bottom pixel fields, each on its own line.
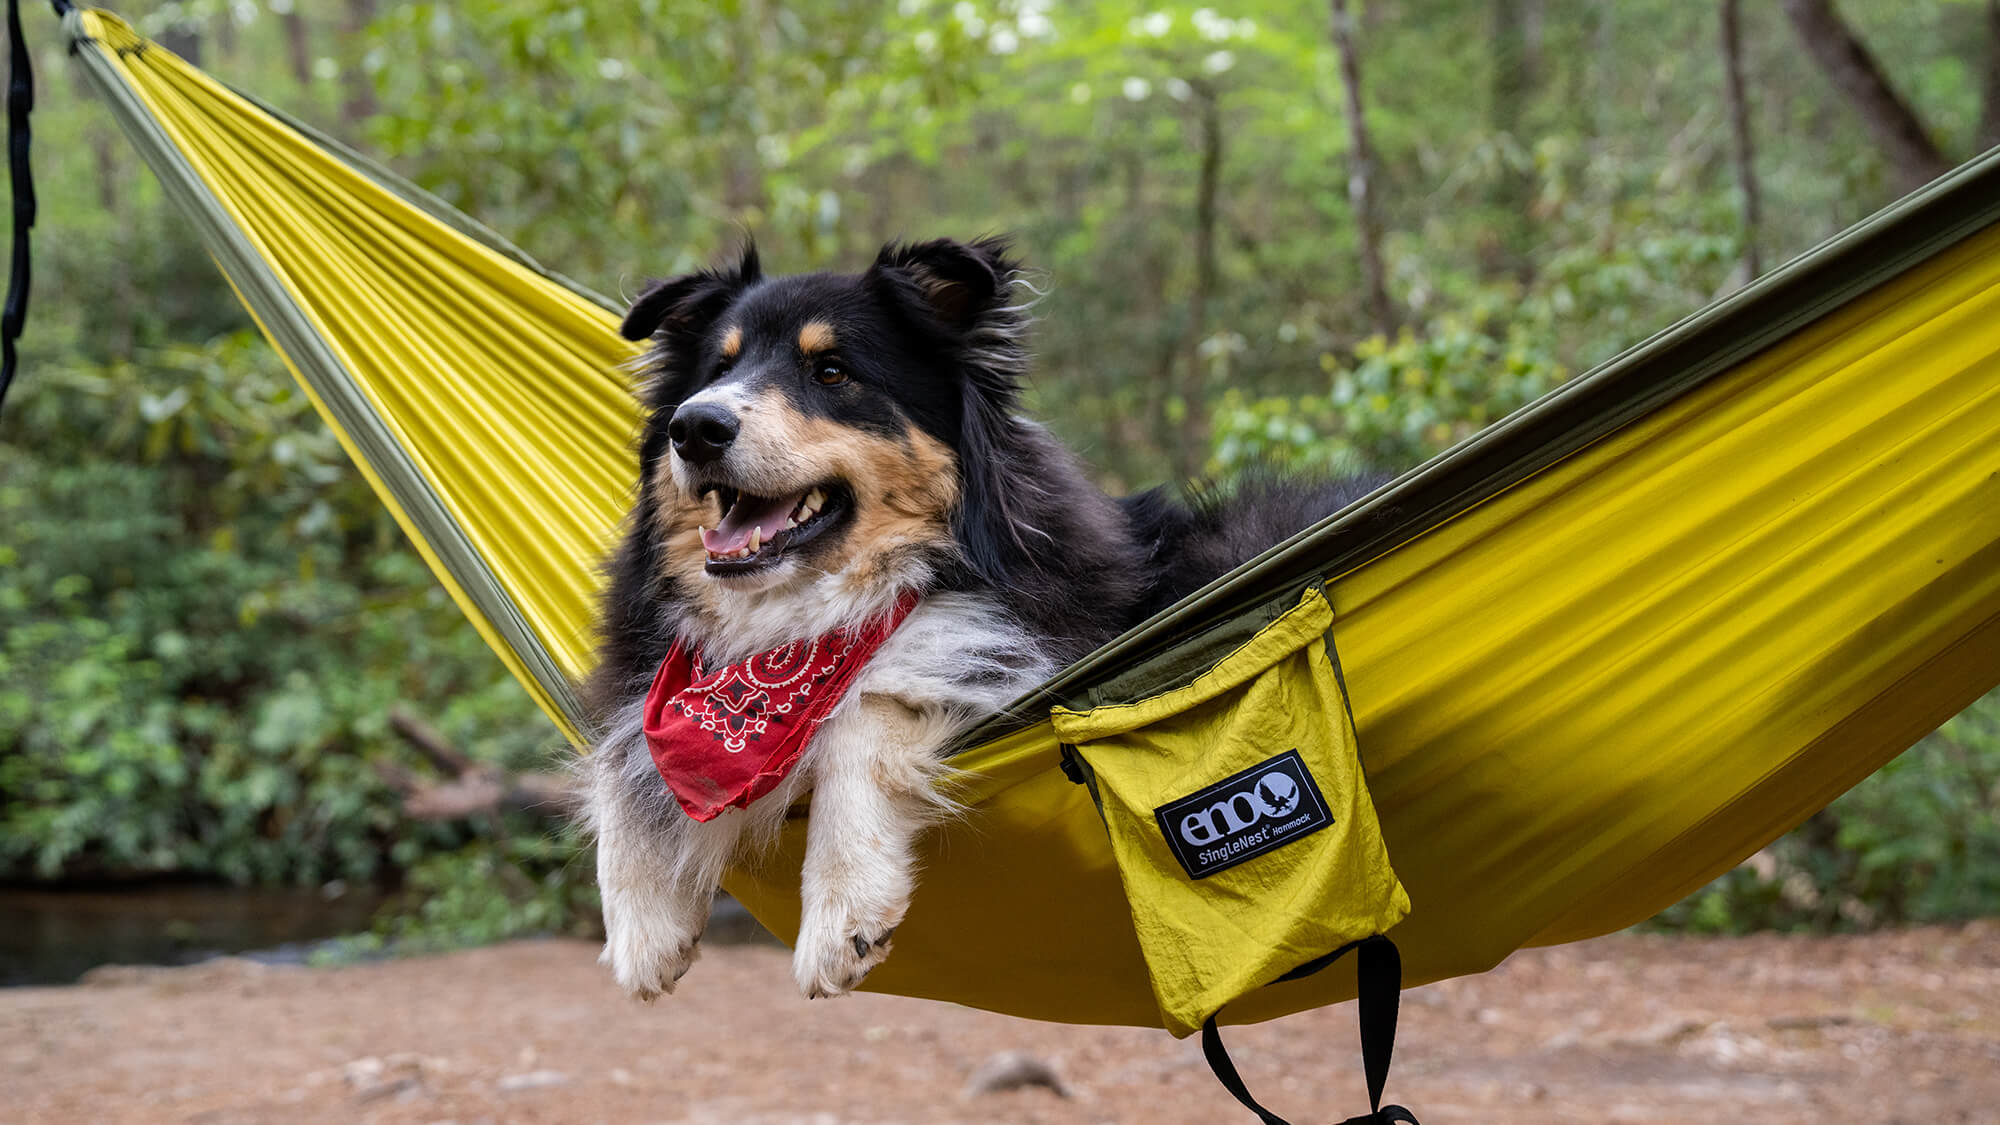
left=1152, top=749, right=1334, bottom=879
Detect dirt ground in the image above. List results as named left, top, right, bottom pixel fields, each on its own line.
left=5, top=924, right=1998, bottom=1125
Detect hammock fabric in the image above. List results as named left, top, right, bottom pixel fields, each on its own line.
left=31, top=8, right=2000, bottom=1030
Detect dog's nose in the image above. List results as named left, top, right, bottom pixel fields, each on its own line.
left=668, top=403, right=740, bottom=465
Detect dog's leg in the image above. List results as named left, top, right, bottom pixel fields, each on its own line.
left=792, top=693, right=950, bottom=999
left=589, top=739, right=744, bottom=1000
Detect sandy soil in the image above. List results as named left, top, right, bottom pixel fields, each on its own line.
left=5, top=924, right=1998, bottom=1124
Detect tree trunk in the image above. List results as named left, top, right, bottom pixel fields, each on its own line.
left=1329, top=0, right=1397, bottom=337
left=722, top=0, right=769, bottom=223
left=1720, top=0, right=1763, bottom=281
left=282, top=11, right=313, bottom=88
left=92, top=133, right=137, bottom=357
left=1520, top=0, right=1545, bottom=83
left=341, top=0, right=379, bottom=124
left=1125, top=154, right=1175, bottom=476
left=214, top=8, right=237, bottom=57
left=378, top=708, right=573, bottom=823
left=1981, top=0, right=2000, bottom=151
left=92, top=132, right=117, bottom=213
left=1485, top=0, right=1536, bottom=281
left=1172, top=85, right=1224, bottom=479
left=1489, top=0, right=1529, bottom=153
left=155, top=22, right=201, bottom=65
left=1780, top=0, right=1952, bottom=191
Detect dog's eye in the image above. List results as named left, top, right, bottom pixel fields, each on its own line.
left=812, top=359, right=849, bottom=387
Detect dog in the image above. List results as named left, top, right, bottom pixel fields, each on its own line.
left=582, top=237, right=1376, bottom=1000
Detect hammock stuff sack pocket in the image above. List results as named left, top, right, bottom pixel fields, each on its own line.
left=1052, top=583, right=1418, bottom=1124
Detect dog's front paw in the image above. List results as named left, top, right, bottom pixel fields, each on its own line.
left=792, top=902, right=901, bottom=999
left=599, top=893, right=703, bottom=1001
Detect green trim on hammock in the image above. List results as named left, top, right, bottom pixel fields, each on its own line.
left=951, top=143, right=2000, bottom=751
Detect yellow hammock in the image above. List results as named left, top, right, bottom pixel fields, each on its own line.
left=52, top=8, right=2000, bottom=1030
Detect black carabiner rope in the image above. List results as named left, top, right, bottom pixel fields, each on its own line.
left=1, top=0, right=73, bottom=413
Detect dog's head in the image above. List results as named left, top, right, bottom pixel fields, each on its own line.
left=620, top=238, right=1035, bottom=645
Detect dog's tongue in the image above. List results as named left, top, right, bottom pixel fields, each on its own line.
left=702, top=492, right=801, bottom=554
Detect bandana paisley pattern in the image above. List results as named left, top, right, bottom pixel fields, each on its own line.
left=680, top=639, right=823, bottom=753
left=643, top=594, right=919, bottom=822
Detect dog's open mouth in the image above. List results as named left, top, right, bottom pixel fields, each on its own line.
left=699, top=483, right=851, bottom=575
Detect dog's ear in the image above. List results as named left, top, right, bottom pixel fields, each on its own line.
left=622, top=244, right=761, bottom=446
left=619, top=242, right=762, bottom=342
left=866, top=237, right=1016, bottom=331
left=872, top=238, right=1041, bottom=584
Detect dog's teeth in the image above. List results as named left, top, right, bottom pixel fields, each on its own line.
left=806, top=488, right=824, bottom=512
left=749, top=527, right=762, bottom=552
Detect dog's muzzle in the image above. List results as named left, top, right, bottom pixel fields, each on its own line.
left=669, top=402, right=739, bottom=466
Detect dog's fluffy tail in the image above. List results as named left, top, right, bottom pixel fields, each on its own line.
left=1119, top=469, right=1390, bottom=621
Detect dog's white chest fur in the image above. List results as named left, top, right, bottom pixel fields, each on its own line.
left=588, top=593, right=1052, bottom=999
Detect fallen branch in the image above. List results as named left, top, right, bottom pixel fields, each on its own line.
left=387, top=708, right=478, bottom=775
left=378, top=708, right=575, bottom=822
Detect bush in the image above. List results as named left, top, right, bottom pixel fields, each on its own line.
left=1654, top=688, right=2000, bottom=934
left=1209, top=315, right=1566, bottom=474
left=372, top=832, right=602, bottom=953
left=0, top=335, right=565, bottom=896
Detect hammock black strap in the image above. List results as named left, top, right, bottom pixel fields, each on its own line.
left=1200, top=935, right=1420, bottom=1125
left=1, top=0, right=35, bottom=410
left=1, top=0, right=66, bottom=412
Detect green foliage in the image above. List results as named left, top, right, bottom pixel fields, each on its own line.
left=1210, top=313, right=1566, bottom=474
left=0, top=337, right=555, bottom=887
left=372, top=832, right=600, bottom=953
left=1209, top=126, right=1748, bottom=475
left=1655, top=690, right=2000, bottom=934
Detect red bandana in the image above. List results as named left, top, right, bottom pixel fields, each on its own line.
left=643, top=595, right=920, bottom=822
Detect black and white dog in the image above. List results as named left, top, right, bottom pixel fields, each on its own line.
left=583, top=237, right=1371, bottom=999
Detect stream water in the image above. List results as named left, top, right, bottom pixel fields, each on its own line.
left=0, top=884, right=774, bottom=986
left=0, top=883, right=387, bottom=987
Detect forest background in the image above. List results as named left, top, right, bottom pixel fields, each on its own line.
left=3, top=0, right=1997, bottom=952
